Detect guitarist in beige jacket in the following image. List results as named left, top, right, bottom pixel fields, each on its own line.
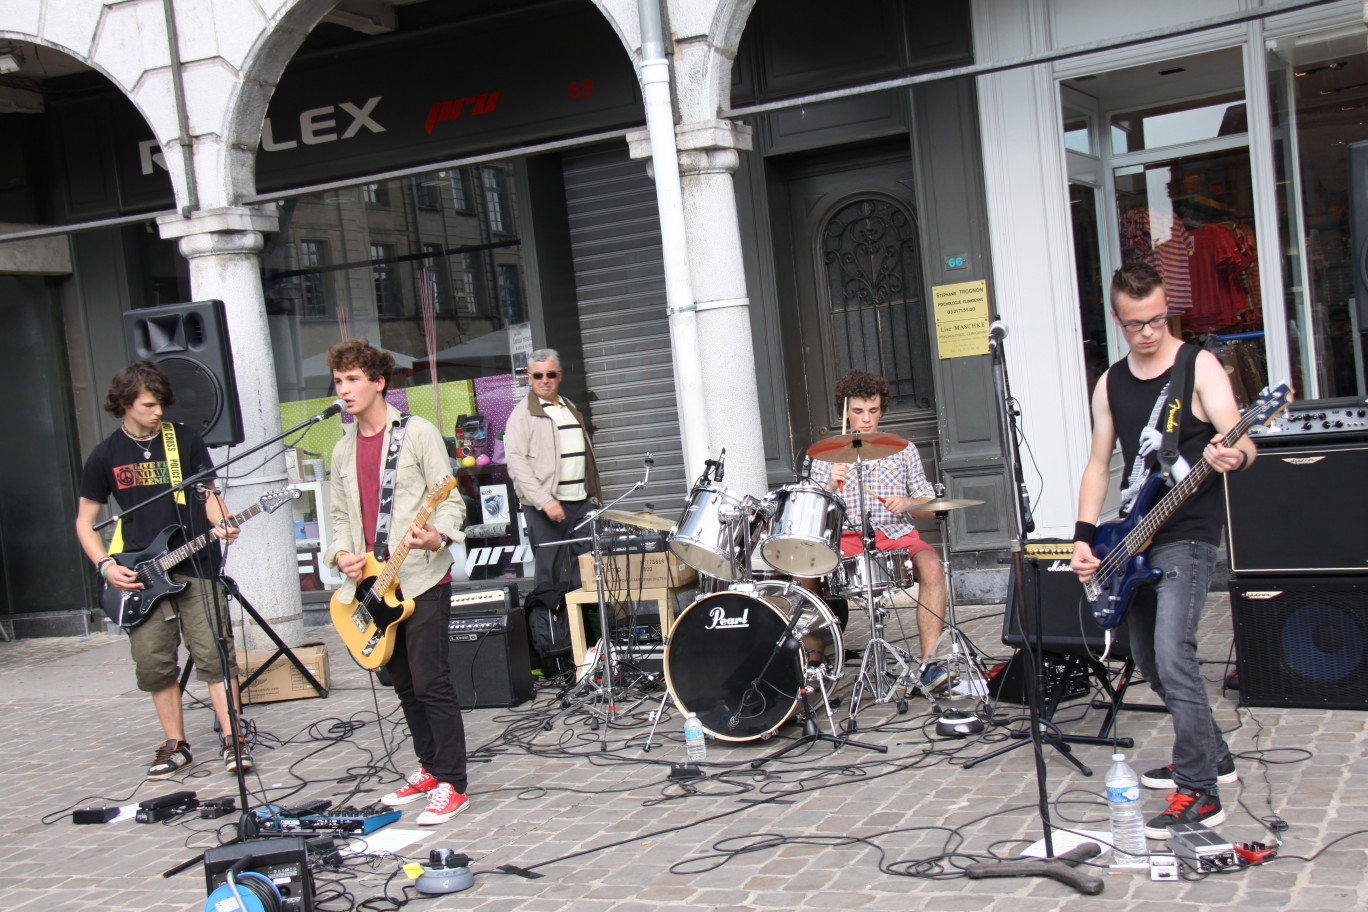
left=323, top=340, right=469, bottom=825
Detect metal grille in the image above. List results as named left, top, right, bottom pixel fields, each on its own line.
left=562, top=144, right=686, bottom=515
left=822, top=196, right=932, bottom=411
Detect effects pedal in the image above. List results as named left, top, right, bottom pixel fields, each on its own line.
left=137, top=790, right=199, bottom=823
left=1148, top=851, right=1179, bottom=881
left=1166, top=822, right=1240, bottom=873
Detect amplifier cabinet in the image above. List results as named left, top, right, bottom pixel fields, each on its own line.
left=447, top=605, right=533, bottom=709
left=1225, top=443, right=1368, bottom=574
left=1229, top=576, right=1368, bottom=710
left=1002, top=551, right=1131, bottom=660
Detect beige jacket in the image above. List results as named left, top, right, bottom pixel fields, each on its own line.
left=324, top=404, right=466, bottom=602
left=504, top=391, right=601, bottom=510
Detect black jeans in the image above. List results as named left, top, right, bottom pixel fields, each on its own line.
left=523, top=498, right=595, bottom=589
left=386, top=581, right=467, bottom=792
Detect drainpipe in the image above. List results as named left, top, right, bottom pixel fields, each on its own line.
left=162, top=0, right=200, bottom=217
left=638, top=0, right=709, bottom=478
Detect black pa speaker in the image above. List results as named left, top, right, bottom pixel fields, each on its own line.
left=203, top=837, right=314, bottom=911
left=1002, top=546, right=1131, bottom=660
left=124, top=299, right=244, bottom=446
left=1229, top=576, right=1368, bottom=709
left=448, top=604, right=533, bottom=708
left=1225, top=443, right=1368, bottom=574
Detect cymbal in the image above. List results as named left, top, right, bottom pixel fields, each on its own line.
left=915, top=497, right=984, bottom=513
left=599, top=509, right=675, bottom=532
left=808, top=431, right=909, bottom=464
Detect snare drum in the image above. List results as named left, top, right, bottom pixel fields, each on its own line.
left=668, top=483, right=765, bottom=580
left=831, top=548, right=914, bottom=598
left=663, top=582, right=843, bottom=741
left=759, top=481, right=846, bottom=577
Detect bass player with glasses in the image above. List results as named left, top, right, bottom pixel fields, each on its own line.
left=1070, top=263, right=1254, bottom=839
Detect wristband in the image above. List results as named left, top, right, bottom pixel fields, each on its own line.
left=1073, top=521, right=1097, bottom=545
left=1236, top=450, right=1249, bottom=471
left=97, top=556, right=115, bottom=578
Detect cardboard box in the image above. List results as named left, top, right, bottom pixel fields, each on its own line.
left=577, top=552, right=698, bottom=590
left=235, top=642, right=329, bottom=705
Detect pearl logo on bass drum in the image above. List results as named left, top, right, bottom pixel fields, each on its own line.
left=706, top=606, right=750, bottom=629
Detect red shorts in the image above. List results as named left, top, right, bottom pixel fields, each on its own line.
left=838, top=529, right=936, bottom=560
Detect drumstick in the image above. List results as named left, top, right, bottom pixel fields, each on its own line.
left=838, top=397, right=850, bottom=492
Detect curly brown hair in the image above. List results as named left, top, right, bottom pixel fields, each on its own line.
left=104, top=360, right=176, bottom=418
left=1110, top=262, right=1166, bottom=310
left=832, top=369, right=890, bottom=413
left=326, top=339, right=394, bottom=388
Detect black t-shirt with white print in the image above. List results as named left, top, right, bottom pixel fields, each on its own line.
left=79, top=423, right=221, bottom=578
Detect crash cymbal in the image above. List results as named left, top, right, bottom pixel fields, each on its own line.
left=599, top=509, right=675, bottom=532
left=808, top=431, right=909, bottom=464
left=914, top=497, right=984, bottom=513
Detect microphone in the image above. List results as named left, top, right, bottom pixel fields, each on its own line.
left=715, top=448, right=726, bottom=483
left=314, top=399, right=346, bottom=422
left=643, top=452, right=654, bottom=489
left=988, top=320, right=1008, bottom=351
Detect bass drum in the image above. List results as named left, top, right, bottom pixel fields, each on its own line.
left=663, top=582, right=842, bottom=741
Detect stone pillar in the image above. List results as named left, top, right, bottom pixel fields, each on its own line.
left=157, top=206, right=303, bottom=651
left=675, top=120, right=767, bottom=498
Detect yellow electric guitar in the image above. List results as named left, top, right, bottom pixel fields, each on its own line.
left=330, top=475, right=458, bottom=668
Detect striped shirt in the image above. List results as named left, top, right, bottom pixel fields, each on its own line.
left=542, top=399, right=588, bottom=502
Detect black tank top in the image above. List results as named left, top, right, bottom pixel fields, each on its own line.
left=1106, top=345, right=1225, bottom=547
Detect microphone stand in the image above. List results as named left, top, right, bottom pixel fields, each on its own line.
left=963, top=320, right=1105, bottom=893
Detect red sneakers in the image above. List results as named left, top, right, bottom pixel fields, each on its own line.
left=381, top=767, right=437, bottom=807
left=1144, top=787, right=1225, bottom=839
left=415, top=782, right=469, bottom=825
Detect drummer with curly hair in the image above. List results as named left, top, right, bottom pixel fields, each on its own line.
left=809, top=369, right=949, bottom=693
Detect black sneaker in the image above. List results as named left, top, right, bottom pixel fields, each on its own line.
left=147, top=739, right=192, bottom=779
left=1144, top=787, right=1224, bottom=839
left=1140, top=755, right=1238, bottom=789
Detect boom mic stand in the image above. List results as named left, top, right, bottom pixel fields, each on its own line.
left=962, top=319, right=1093, bottom=884
left=540, top=455, right=654, bottom=749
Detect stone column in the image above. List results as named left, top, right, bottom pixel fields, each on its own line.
left=158, top=206, right=303, bottom=651
left=674, top=120, right=767, bottom=498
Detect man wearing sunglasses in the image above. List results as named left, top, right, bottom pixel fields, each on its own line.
left=505, top=348, right=601, bottom=587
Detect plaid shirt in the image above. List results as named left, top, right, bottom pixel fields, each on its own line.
left=810, top=444, right=934, bottom=540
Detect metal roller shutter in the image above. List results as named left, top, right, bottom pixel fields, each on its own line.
left=562, top=143, right=687, bottom=516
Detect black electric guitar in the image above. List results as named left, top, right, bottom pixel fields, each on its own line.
left=1086, top=382, right=1293, bottom=629
left=100, top=487, right=301, bottom=629
left=330, top=476, right=458, bottom=669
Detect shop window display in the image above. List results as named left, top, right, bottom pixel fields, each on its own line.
left=261, top=165, right=535, bottom=595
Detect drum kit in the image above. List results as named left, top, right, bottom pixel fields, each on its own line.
left=624, top=432, right=989, bottom=755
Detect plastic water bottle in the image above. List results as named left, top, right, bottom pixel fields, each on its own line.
left=1105, top=752, right=1148, bottom=867
left=683, top=712, right=707, bottom=761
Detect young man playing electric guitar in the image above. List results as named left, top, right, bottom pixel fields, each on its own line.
left=323, top=340, right=469, bottom=825
left=74, top=361, right=245, bottom=780
left=1071, top=263, right=1256, bottom=838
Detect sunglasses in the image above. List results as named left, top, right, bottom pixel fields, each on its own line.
left=531, top=371, right=559, bottom=380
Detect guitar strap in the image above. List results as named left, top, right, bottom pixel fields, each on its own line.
left=372, top=415, right=412, bottom=561
left=1157, top=343, right=1198, bottom=485
left=109, top=421, right=184, bottom=556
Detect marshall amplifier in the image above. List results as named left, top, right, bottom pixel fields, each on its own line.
left=447, top=605, right=533, bottom=709
left=1002, top=543, right=1131, bottom=660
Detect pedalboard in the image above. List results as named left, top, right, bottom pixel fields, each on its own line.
left=1166, top=822, right=1240, bottom=873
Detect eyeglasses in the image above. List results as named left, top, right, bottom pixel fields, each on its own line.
left=1119, top=314, right=1169, bottom=333
left=531, top=371, right=559, bottom=380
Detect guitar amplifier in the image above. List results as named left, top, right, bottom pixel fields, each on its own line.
left=447, top=604, right=533, bottom=709
left=1001, top=542, right=1131, bottom=660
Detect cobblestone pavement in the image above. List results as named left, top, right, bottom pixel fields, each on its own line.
left=1, top=592, right=1364, bottom=911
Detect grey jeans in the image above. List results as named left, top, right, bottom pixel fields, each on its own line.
left=1124, top=539, right=1231, bottom=792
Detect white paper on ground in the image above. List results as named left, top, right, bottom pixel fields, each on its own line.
left=1022, top=828, right=1112, bottom=859
left=341, top=827, right=434, bottom=858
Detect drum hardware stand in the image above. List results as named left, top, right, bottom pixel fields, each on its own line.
left=540, top=456, right=655, bottom=748
left=845, top=447, right=907, bottom=713
left=916, top=494, right=990, bottom=709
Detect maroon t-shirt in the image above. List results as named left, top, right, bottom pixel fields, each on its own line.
left=355, top=425, right=451, bottom=585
